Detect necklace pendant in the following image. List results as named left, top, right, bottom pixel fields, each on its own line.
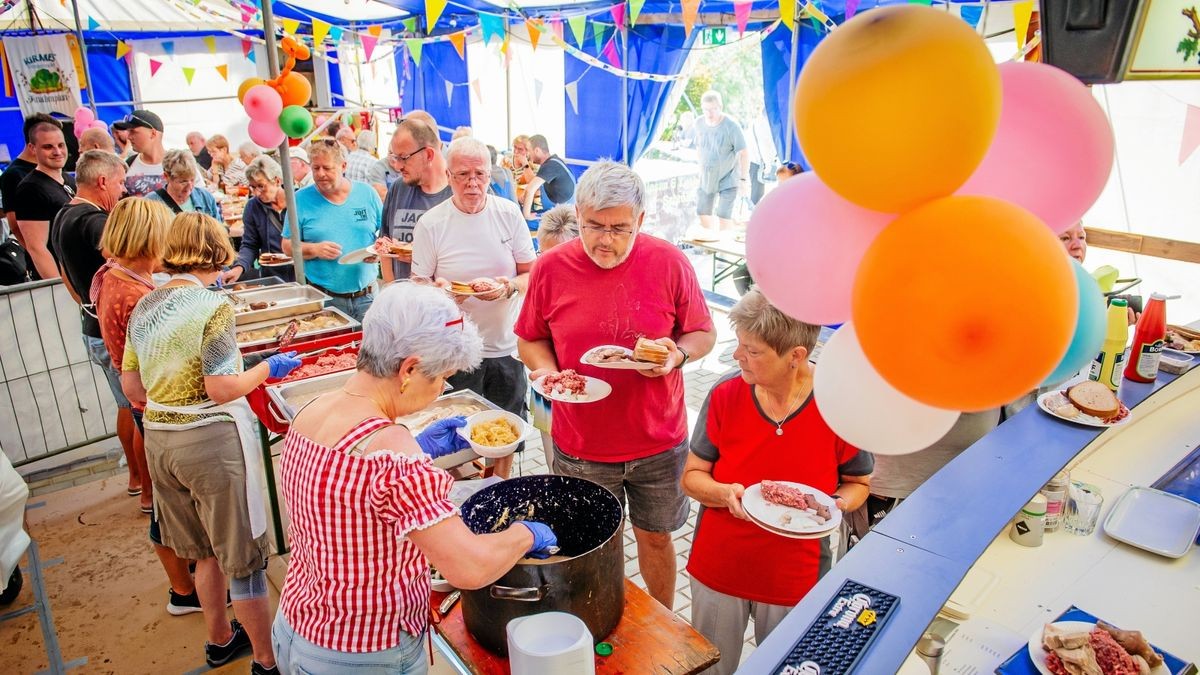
left=776, top=427, right=784, bottom=436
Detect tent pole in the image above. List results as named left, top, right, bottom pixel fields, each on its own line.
left=68, top=0, right=97, bottom=114
left=783, top=3, right=800, bottom=163
left=621, top=26, right=629, bottom=164
left=505, top=21, right=512, bottom=146
left=259, top=0, right=305, bottom=284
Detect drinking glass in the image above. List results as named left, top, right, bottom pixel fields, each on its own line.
left=1064, top=482, right=1104, bottom=536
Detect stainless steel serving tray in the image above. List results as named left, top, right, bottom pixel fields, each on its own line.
left=212, top=275, right=286, bottom=292
left=228, top=285, right=329, bottom=325
left=235, top=306, right=359, bottom=349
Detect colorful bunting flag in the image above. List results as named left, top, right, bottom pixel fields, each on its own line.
left=330, top=27, right=343, bottom=43
left=527, top=19, right=542, bottom=50
left=733, top=1, right=751, bottom=36
left=312, top=19, right=331, bottom=44
left=281, top=18, right=299, bottom=35
left=780, top=0, right=795, bottom=31
left=908, top=0, right=932, bottom=4
left=247, top=49, right=256, bottom=64
left=86, top=16, right=99, bottom=31
left=367, top=24, right=382, bottom=37
left=182, top=67, right=196, bottom=84
left=162, top=41, right=175, bottom=57
left=402, top=17, right=417, bottom=33
left=630, top=0, right=646, bottom=26
left=1180, top=105, right=1200, bottom=164
left=115, top=41, right=132, bottom=62
left=405, top=38, right=422, bottom=66
left=149, top=59, right=163, bottom=76
left=959, top=6, right=982, bottom=28
left=846, top=0, right=860, bottom=18
left=470, top=78, right=482, bottom=103
left=241, top=39, right=253, bottom=58
left=215, top=64, right=228, bottom=81
left=240, top=6, right=255, bottom=24
left=426, top=0, right=447, bottom=32
left=203, top=36, right=217, bottom=53
left=593, top=23, right=609, bottom=53
left=567, top=14, right=587, bottom=48
left=362, top=34, right=379, bottom=61
left=533, top=78, right=543, bottom=102
left=565, top=80, right=579, bottom=114
left=480, top=13, right=505, bottom=47
left=550, top=18, right=564, bottom=42
left=681, top=0, right=700, bottom=39
left=1013, top=1, right=1034, bottom=50
left=445, top=80, right=454, bottom=104
left=610, top=3, right=625, bottom=28
left=449, top=31, right=466, bottom=59
left=601, top=36, right=620, bottom=67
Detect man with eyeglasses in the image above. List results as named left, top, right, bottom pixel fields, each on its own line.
left=379, top=116, right=451, bottom=284
left=412, top=137, right=536, bottom=479
left=281, top=139, right=382, bottom=321
left=515, top=161, right=716, bottom=610
left=112, top=109, right=167, bottom=197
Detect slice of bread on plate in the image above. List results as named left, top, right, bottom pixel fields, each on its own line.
left=1067, top=380, right=1120, bottom=419
left=633, top=337, right=669, bottom=365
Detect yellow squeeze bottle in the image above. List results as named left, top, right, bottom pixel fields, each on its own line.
left=1089, top=298, right=1128, bottom=392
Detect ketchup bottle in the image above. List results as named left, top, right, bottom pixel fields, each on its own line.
left=1123, top=293, right=1171, bottom=383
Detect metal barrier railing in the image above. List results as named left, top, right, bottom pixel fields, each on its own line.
left=0, top=279, right=117, bottom=467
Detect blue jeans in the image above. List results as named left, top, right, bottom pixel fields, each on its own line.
left=272, top=611, right=427, bottom=674
left=83, top=334, right=131, bottom=409
left=326, top=292, right=374, bottom=323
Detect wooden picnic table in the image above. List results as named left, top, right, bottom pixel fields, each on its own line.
left=430, top=579, right=720, bottom=674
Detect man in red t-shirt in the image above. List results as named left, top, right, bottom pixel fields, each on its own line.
left=515, top=161, right=716, bottom=609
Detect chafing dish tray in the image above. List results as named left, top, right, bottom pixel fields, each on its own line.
left=213, top=275, right=286, bottom=292
left=235, top=307, right=359, bottom=349
left=227, top=285, right=330, bottom=325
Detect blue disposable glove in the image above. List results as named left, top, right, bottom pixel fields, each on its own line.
left=415, top=416, right=472, bottom=458
left=518, top=521, right=558, bottom=559
left=266, top=351, right=302, bottom=379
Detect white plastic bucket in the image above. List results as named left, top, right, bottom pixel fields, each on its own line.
left=506, top=611, right=595, bottom=675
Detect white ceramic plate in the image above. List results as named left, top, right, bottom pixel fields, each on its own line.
left=742, top=482, right=841, bottom=535
left=258, top=256, right=292, bottom=267
left=531, top=374, right=613, bottom=404
left=1026, top=621, right=1169, bottom=675
left=580, top=345, right=659, bottom=370
left=337, top=247, right=379, bottom=265
left=448, top=280, right=502, bottom=297
left=1103, top=486, right=1200, bottom=559
left=745, top=509, right=837, bottom=540
left=1036, top=391, right=1132, bottom=428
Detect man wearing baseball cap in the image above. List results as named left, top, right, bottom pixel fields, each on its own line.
left=289, top=147, right=313, bottom=189
left=113, top=109, right=167, bottom=196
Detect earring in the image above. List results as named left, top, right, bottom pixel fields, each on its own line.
left=400, top=378, right=410, bottom=394
left=790, top=363, right=797, bottom=369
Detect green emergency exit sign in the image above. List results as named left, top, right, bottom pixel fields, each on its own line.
left=702, top=27, right=727, bottom=46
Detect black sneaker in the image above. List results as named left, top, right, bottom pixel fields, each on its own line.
left=0, top=568, right=22, bottom=606
left=251, top=661, right=279, bottom=675
left=167, top=589, right=203, bottom=616
left=205, top=619, right=252, bottom=667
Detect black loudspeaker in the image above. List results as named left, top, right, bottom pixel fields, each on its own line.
left=1041, top=0, right=1144, bottom=84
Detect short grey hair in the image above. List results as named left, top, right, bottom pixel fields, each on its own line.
left=729, top=288, right=820, bottom=356
left=446, top=136, right=491, bottom=167
left=575, top=160, right=644, bottom=215
left=238, top=141, right=261, bottom=156
left=356, top=130, right=377, bottom=153
left=161, top=149, right=200, bottom=181
left=75, top=150, right=126, bottom=186
left=537, top=205, right=578, bottom=245
left=244, top=155, right=283, bottom=184
left=700, top=90, right=723, bottom=108
left=357, top=283, right=483, bottom=379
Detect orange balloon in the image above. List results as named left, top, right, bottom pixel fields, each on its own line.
left=851, top=196, right=1077, bottom=411
left=794, top=6, right=1001, bottom=213
left=276, top=71, right=312, bottom=108
left=238, top=77, right=266, bottom=104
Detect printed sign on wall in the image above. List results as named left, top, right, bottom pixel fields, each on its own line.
left=2, top=34, right=83, bottom=117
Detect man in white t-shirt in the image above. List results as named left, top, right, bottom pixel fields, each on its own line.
left=113, top=109, right=166, bottom=197
left=412, top=137, right=536, bottom=478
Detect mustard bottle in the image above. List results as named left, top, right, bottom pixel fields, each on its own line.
left=1089, top=298, right=1128, bottom=392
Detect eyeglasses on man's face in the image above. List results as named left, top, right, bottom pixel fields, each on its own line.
left=580, top=223, right=634, bottom=238
left=449, top=169, right=488, bottom=185
left=388, top=147, right=429, bottom=165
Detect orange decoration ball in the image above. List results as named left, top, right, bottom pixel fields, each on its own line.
left=276, top=72, right=312, bottom=108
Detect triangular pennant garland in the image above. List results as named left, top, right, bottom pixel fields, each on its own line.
left=362, top=34, right=379, bottom=61
left=527, top=19, right=542, bottom=50
left=470, top=78, right=482, bottom=103
left=593, top=23, right=609, bottom=53
left=281, top=18, right=300, bottom=35
left=445, top=80, right=454, bottom=104
left=149, top=58, right=163, bottom=76
left=215, top=64, right=228, bottom=81
left=115, top=41, right=132, bottom=62
left=630, top=0, right=646, bottom=26
left=425, top=0, right=448, bottom=32
left=681, top=0, right=700, bottom=39
left=203, top=36, right=217, bottom=53
left=565, top=80, right=579, bottom=115
left=162, top=41, right=175, bottom=57
left=908, top=0, right=932, bottom=4
left=610, top=3, right=625, bottom=27
left=550, top=19, right=564, bottom=41
left=241, top=39, right=253, bottom=58
left=1013, top=0, right=1034, bottom=50
left=449, top=31, right=466, bottom=59
left=312, top=19, right=331, bottom=44
left=959, top=6, right=983, bottom=28
left=402, top=17, right=418, bottom=33
left=367, top=24, right=383, bottom=37
left=480, top=13, right=505, bottom=47
left=86, top=16, right=99, bottom=31
left=733, top=1, right=752, bottom=36
left=182, top=67, right=196, bottom=85
left=601, top=36, right=620, bottom=67
left=240, top=6, right=255, bottom=24
left=247, top=49, right=256, bottom=64
left=780, top=0, right=795, bottom=30
left=1180, top=104, right=1200, bottom=164
left=330, top=27, right=343, bottom=43
left=567, top=14, right=587, bottom=48
left=846, top=0, right=861, bottom=18
left=405, top=38, right=423, bottom=66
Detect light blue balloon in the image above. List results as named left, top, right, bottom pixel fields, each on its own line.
left=1042, top=259, right=1107, bottom=386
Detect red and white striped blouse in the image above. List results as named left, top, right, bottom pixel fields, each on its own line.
left=278, top=416, right=458, bottom=653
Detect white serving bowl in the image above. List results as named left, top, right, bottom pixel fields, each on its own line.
left=456, top=410, right=532, bottom=458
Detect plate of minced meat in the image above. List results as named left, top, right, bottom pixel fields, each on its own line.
left=742, top=480, right=842, bottom=536
left=532, top=369, right=612, bottom=403
left=580, top=345, right=660, bottom=370
left=1028, top=621, right=1168, bottom=675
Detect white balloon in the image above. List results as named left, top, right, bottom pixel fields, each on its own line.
left=814, top=323, right=960, bottom=456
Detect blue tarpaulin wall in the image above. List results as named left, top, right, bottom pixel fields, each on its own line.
left=396, top=39, right=470, bottom=138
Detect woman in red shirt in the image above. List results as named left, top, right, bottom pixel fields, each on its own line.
left=682, top=289, right=872, bottom=675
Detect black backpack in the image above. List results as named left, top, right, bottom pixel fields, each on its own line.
left=0, top=236, right=31, bottom=285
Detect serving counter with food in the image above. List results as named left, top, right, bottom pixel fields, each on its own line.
left=742, top=342, right=1200, bottom=674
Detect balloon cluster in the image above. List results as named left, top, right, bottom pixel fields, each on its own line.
left=238, top=36, right=314, bottom=148
left=746, top=6, right=1114, bottom=455
left=72, top=106, right=109, bottom=138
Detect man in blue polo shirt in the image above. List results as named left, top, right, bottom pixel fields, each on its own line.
left=282, top=140, right=382, bottom=321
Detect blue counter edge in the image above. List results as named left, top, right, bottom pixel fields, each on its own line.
left=739, top=368, right=1190, bottom=674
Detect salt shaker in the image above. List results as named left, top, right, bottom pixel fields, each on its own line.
left=1040, top=471, right=1070, bottom=532
left=1009, top=494, right=1047, bottom=547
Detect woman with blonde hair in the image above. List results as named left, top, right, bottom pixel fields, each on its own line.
left=122, top=212, right=301, bottom=673
left=146, top=149, right=222, bottom=219
left=93, top=197, right=205, bottom=615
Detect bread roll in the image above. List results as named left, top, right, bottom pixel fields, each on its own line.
left=633, top=337, right=669, bottom=365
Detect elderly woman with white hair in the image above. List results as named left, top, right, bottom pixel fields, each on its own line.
left=274, top=283, right=557, bottom=674
left=146, top=149, right=222, bottom=220
left=222, top=155, right=293, bottom=284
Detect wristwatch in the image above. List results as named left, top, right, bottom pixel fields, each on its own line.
left=675, top=347, right=691, bottom=369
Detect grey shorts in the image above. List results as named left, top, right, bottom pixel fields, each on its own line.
left=82, top=334, right=131, bottom=409
left=448, top=356, right=528, bottom=454
left=552, top=439, right=690, bottom=532
left=696, top=186, right=737, bottom=219
left=144, top=421, right=269, bottom=578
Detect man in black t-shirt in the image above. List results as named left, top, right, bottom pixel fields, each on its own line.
left=521, top=134, right=576, bottom=220
left=13, top=119, right=75, bottom=280
left=1, top=114, right=61, bottom=278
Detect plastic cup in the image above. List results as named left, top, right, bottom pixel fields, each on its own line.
left=1064, top=482, right=1104, bottom=536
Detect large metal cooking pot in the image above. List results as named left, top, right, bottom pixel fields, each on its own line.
left=459, top=475, right=625, bottom=655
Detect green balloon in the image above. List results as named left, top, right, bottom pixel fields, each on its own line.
left=278, top=105, right=313, bottom=139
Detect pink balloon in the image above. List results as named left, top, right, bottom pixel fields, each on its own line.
left=74, top=106, right=94, bottom=125
left=247, top=119, right=285, bottom=149
left=745, top=172, right=893, bottom=325
left=956, top=61, right=1114, bottom=234
left=89, top=119, right=108, bottom=131
left=243, top=84, right=283, bottom=123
